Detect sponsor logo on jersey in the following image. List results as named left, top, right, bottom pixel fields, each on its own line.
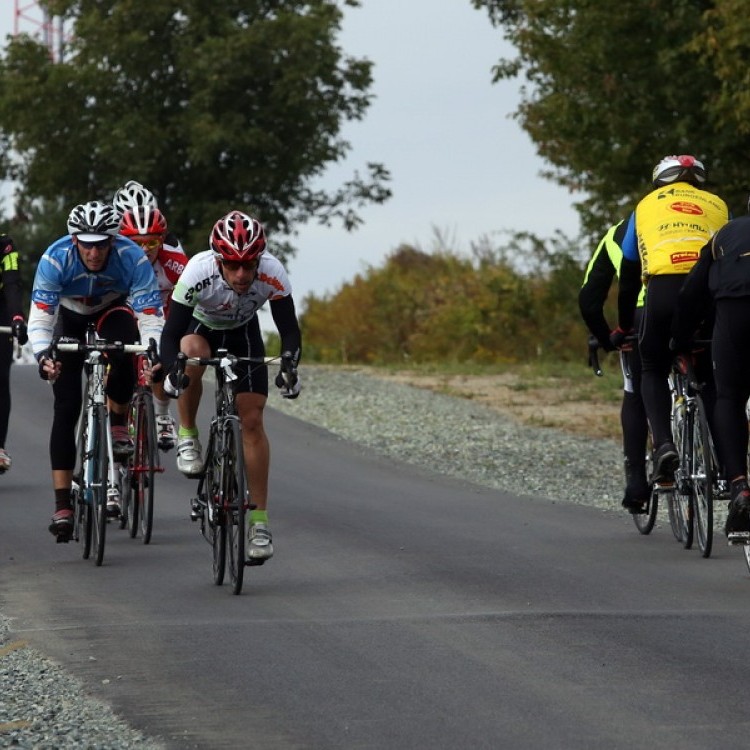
left=184, top=274, right=218, bottom=303
left=670, top=251, right=699, bottom=265
left=669, top=201, right=704, bottom=216
left=257, top=272, right=285, bottom=293
left=164, top=259, right=185, bottom=274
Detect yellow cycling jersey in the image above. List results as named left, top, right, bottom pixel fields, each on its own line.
left=636, top=183, right=729, bottom=278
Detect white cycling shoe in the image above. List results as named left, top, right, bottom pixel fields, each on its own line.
left=247, top=522, right=273, bottom=563
left=176, top=436, right=204, bottom=476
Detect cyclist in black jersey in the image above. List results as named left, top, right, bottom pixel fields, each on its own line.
left=0, top=234, right=28, bottom=473
left=673, top=208, right=750, bottom=538
left=579, top=220, right=649, bottom=513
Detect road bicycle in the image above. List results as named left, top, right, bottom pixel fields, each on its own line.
left=176, top=350, right=284, bottom=594
left=669, top=347, right=727, bottom=558
left=53, top=326, right=151, bottom=566
left=119, top=346, right=163, bottom=544
left=587, top=336, right=672, bottom=536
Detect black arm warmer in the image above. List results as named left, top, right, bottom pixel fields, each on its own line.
left=617, top=257, right=643, bottom=331
left=270, top=295, right=301, bottom=364
left=578, top=249, right=617, bottom=345
left=159, top=300, right=195, bottom=372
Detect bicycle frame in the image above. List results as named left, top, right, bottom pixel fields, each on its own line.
left=55, top=326, right=150, bottom=565
left=184, top=350, right=276, bottom=594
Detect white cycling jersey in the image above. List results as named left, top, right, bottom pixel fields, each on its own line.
left=170, top=250, right=291, bottom=330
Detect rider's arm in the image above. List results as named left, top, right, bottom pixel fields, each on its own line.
left=578, top=244, right=617, bottom=348
left=270, top=294, right=301, bottom=365
left=159, top=300, right=194, bottom=372
left=616, top=212, right=642, bottom=332
left=0, top=236, right=24, bottom=318
left=672, top=242, right=712, bottom=347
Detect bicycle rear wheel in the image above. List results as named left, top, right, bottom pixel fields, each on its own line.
left=671, top=399, right=693, bottom=548
left=92, top=405, right=109, bottom=566
left=634, top=444, right=658, bottom=535
left=692, top=394, right=713, bottom=558
left=223, top=419, right=247, bottom=595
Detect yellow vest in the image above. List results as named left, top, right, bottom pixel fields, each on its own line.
left=636, top=183, right=729, bottom=278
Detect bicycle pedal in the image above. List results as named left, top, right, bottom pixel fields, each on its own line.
left=727, top=532, right=750, bottom=546
left=245, top=557, right=266, bottom=567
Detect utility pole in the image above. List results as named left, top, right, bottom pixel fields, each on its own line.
left=13, top=1, right=66, bottom=62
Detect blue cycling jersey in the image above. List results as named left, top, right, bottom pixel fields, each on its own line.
left=28, top=234, right=164, bottom=356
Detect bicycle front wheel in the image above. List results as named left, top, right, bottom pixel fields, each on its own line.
left=91, top=404, right=109, bottom=566
left=129, top=393, right=157, bottom=544
left=223, top=419, right=247, bottom=595
left=692, top=394, right=714, bottom=558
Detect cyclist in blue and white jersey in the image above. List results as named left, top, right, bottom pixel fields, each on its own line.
left=29, top=201, right=164, bottom=541
left=159, top=210, right=301, bottom=564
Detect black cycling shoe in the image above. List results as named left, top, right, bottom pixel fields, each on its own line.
left=653, top=442, right=679, bottom=482
left=621, top=491, right=648, bottom=514
left=725, top=478, right=750, bottom=540
left=49, top=508, right=74, bottom=542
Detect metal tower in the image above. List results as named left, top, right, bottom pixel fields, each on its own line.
left=13, top=1, right=66, bottom=62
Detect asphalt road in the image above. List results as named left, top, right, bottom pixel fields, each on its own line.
left=3, top=364, right=750, bottom=749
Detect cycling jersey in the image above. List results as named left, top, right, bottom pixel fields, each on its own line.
left=28, top=234, right=164, bottom=356
left=621, top=182, right=729, bottom=278
left=170, top=250, right=291, bottom=330
left=152, top=243, right=189, bottom=313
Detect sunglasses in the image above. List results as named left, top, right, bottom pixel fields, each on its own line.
left=133, top=237, right=162, bottom=251
left=221, top=259, right=259, bottom=272
left=77, top=238, right=111, bottom=250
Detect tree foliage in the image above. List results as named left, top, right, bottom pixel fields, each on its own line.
left=0, top=0, right=390, bottom=258
left=470, top=0, right=750, bottom=237
left=301, top=235, right=588, bottom=365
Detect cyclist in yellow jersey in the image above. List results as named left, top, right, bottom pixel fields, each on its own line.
left=612, top=155, right=729, bottom=482
left=579, top=219, right=649, bottom=513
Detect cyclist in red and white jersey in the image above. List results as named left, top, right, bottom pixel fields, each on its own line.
left=159, top=210, right=302, bottom=564
left=120, top=205, right=188, bottom=450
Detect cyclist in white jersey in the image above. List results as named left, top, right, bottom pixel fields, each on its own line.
left=160, top=210, right=301, bottom=563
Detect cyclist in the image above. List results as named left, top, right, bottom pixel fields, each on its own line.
left=113, top=180, right=184, bottom=251
left=672, top=206, right=750, bottom=537
left=119, top=204, right=188, bottom=450
left=29, top=201, right=164, bottom=541
left=159, top=210, right=301, bottom=564
left=579, top=219, right=649, bottom=513
left=613, top=155, right=729, bottom=482
left=0, top=234, right=28, bottom=473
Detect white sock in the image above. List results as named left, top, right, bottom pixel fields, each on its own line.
left=153, top=397, right=170, bottom=417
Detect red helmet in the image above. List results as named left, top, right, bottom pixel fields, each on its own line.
left=120, top=206, right=168, bottom=236
left=210, top=211, right=266, bottom=262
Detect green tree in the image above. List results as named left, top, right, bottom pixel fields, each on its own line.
left=470, top=0, right=750, bottom=236
left=0, top=0, right=390, bottom=258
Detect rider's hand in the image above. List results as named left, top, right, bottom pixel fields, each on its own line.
left=597, top=335, right=616, bottom=353
left=609, top=327, right=634, bottom=351
left=164, top=365, right=190, bottom=398
left=11, top=316, right=28, bottom=346
left=36, top=350, right=60, bottom=383
left=275, top=351, right=300, bottom=399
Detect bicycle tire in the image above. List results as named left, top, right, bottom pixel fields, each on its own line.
left=671, top=395, right=694, bottom=548
left=73, top=418, right=93, bottom=559
left=204, top=431, right=226, bottom=585
left=139, top=394, right=157, bottom=544
left=91, top=404, right=109, bottom=566
left=692, top=394, right=713, bottom=558
left=634, top=444, right=658, bottom=535
left=224, top=419, right=247, bottom=594
left=743, top=544, right=750, bottom=576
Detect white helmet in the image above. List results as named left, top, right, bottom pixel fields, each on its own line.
left=67, top=201, right=121, bottom=241
left=652, top=155, right=707, bottom=188
left=112, top=180, right=158, bottom=216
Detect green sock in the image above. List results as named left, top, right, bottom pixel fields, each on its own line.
left=250, top=509, right=268, bottom=525
left=178, top=425, right=199, bottom=438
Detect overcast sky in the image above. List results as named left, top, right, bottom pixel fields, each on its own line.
left=280, top=1, right=581, bottom=308
left=6, top=2, right=582, bottom=319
